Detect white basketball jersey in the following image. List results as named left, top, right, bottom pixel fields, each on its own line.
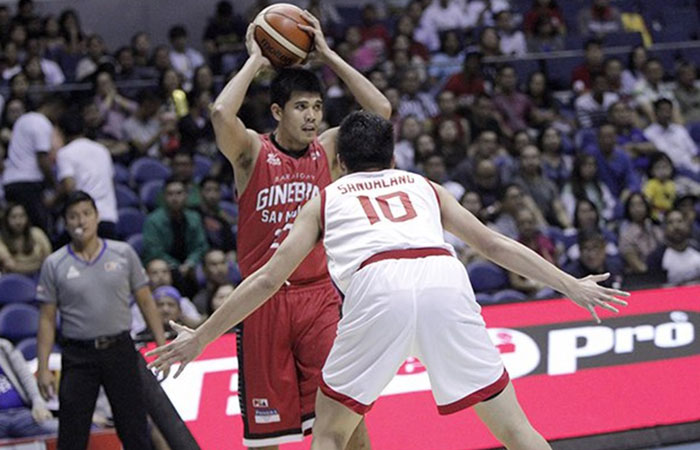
left=321, top=169, right=454, bottom=293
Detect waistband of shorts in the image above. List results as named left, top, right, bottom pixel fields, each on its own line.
left=359, top=247, right=453, bottom=270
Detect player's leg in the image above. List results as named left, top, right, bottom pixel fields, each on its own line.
left=345, top=419, right=371, bottom=450
left=311, top=389, right=364, bottom=450
left=473, top=382, right=550, bottom=450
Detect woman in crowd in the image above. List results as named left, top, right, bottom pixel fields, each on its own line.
left=618, top=192, right=662, bottom=274
left=0, top=203, right=52, bottom=277
left=561, top=153, right=616, bottom=223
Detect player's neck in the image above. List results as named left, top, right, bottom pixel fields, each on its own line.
left=271, top=130, right=308, bottom=155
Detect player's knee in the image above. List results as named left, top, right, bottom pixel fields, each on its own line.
left=494, top=420, right=538, bottom=448
left=314, top=428, right=352, bottom=450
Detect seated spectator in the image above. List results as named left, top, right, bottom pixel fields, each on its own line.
left=414, top=133, right=437, bottom=165
left=538, top=126, right=571, bottom=188
left=644, top=99, right=699, bottom=176
left=393, top=115, right=423, bottom=171
left=75, top=34, right=111, bottom=81
left=130, top=31, right=151, bottom=69
left=422, top=153, right=464, bottom=200
left=192, top=248, right=234, bottom=314
left=574, top=72, right=619, bottom=129
left=192, top=65, right=216, bottom=98
left=453, top=129, right=515, bottom=189
left=81, top=102, right=130, bottom=162
left=523, top=0, right=566, bottom=37
left=618, top=192, right=663, bottom=274
left=341, top=25, right=379, bottom=73
left=561, top=153, right=616, bottom=223
left=584, top=123, right=641, bottom=200
left=208, top=283, right=235, bottom=314
left=476, top=27, right=502, bottom=58
left=466, top=158, right=504, bottom=210
left=495, top=10, right=527, bottom=56
left=608, top=101, right=656, bottom=170
left=564, top=229, right=624, bottom=288
left=142, top=177, right=209, bottom=292
left=526, top=72, right=566, bottom=130
left=121, top=89, right=164, bottom=160
left=604, top=57, right=625, bottom=97
left=179, top=91, right=216, bottom=157
left=647, top=209, right=700, bottom=285
left=633, top=59, right=682, bottom=124
left=397, top=68, right=438, bottom=121
left=136, top=285, right=185, bottom=341
left=156, top=151, right=200, bottom=209
left=674, top=62, right=700, bottom=124
left=198, top=176, right=236, bottom=254
left=442, top=52, right=487, bottom=105
left=0, top=338, right=57, bottom=438
left=428, top=30, right=464, bottom=84
left=577, top=0, right=621, bottom=37
left=452, top=191, right=489, bottom=265
left=202, top=1, right=246, bottom=75
left=493, top=64, right=533, bottom=135
left=513, top=145, right=571, bottom=228
left=643, top=152, right=677, bottom=221
left=151, top=44, right=172, bottom=73
left=466, top=94, right=504, bottom=139
left=24, top=37, right=64, bottom=86
left=564, top=199, right=620, bottom=266
left=168, top=24, right=205, bottom=88
left=675, top=194, right=700, bottom=244
left=92, top=69, right=137, bottom=144
left=526, top=13, right=565, bottom=53
left=159, top=68, right=189, bottom=120
left=2, top=41, right=21, bottom=81
left=572, top=39, right=604, bottom=91
left=491, top=183, right=546, bottom=239
left=509, top=208, right=558, bottom=297
left=435, top=119, right=467, bottom=169
left=0, top=98, right=25, bottom=151
left=431, top=90, right=469, bottom=144
left=0, top=203, right=51, bottom=276
left=114, top=46, right=153, bottom=97
left=621, top=45, right=647, bottom=97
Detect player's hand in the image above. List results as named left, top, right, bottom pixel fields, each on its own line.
left=31, top=404, right=53, bottom=423
left=245, top=23, right=272, bottom=69
left=146, top=321, right=203, bottom=379
left=298, top=10, right=331, bottom=60
left=566, top=273, right=630, bottom=323
left=37, top=369, right=57, bottom=401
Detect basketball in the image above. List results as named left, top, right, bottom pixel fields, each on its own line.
left=253, top=3, right=313, bottom=68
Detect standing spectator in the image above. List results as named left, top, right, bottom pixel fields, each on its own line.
left=561, top=153, right=616, bottom=223
left=442, top=52, right=486, bottom=104
left=0, top=203, right=51, bottom=276
left=2, top=96, right=64, bottom=232
left=574, top=72, right=619, bottom=129
left=493, top=64, right=533, bottom=134
left=36, top=191, right=167, bottom=449
left=397, top=68, right=438, bottom=121
left=202, top=1, right=245, bottom=75
left=75, top=34, right=111, bottom=81
left=56, top=9, right=84, bottom=82
left=0, top=337, right=57, bottom=438
left=584, top=123, right=641, bottom=200
left=142, top=177, right=209, bottom=285
left=564, top=229, right=624, bottom=288
left=192, top=248, right=233, bottom=314
left=674, top=62, right=700, bottom=124
left=633, top=59, right=682, bottom=124
left=54, top=112, right=118, bottom=239
left=577, top=0, right=621, bottom=37
left=495, top=10, right=527, bottom=56
left=644, top=98, right=699, bottom=176
left=523, top=0, right=565, bottom=37
left=647, top=209, right=700, bottom=285
left=618, top=192, right=662, bottom=274
left=198, top=176, right=236, bottom=254
left=168, top=25, right=205, bottom=88
left=572, top=39, right=604, bottom=91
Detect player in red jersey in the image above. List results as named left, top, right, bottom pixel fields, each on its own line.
left=208, top=11, right=390, bottom=449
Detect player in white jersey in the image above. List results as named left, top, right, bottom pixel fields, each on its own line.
left=148, top=112, right=629, bottom=450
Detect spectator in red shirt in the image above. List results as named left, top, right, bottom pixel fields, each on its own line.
left=493, top=64, right=534, bottom=134
left=442, top=52, right=486, bottom=104
left=572, top=39, right=604, bottom=91
left=359, top=4, right=391, bottom=52
left=523, top=0, right=566, bottom=36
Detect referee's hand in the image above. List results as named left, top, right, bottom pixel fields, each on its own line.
left=37, top=368, right=57, bottom=401
left=146, top=321, right=203, bottom=379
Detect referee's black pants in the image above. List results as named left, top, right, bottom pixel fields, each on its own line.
left=58, top=334, right=149, bottom=450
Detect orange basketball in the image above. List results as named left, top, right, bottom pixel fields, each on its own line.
left=253, top=3, right=313, bottom=68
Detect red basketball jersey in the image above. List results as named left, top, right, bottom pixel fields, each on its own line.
left=237, top=134, right=332, bottom=283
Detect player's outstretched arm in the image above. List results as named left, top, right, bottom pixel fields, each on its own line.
left=211, top=24, right=270, bottom=165
left=147, top=196, right=323, bottom=377
left=434, top=182, right=629, bottom=322
left=299, top=11, right=391, bottom=122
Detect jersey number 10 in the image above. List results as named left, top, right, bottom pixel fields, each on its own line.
left=357, top=191, right=417, bottom=225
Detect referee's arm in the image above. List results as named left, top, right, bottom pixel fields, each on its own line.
left=133, top=286, right=167, bottom=348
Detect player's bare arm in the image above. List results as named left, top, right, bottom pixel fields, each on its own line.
left=298, top=11, right=392, bottom=170
left=432, top=182, right=629, bottom=322
left=147, top=196, right=323, bottom=376
left=211, top=24, right=270, bottom=194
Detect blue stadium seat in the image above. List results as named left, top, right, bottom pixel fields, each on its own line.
left=545, top=55, right=582, bottom=90
left=113, top=163, right=130, bottom=185
left=603, top=32, right=642, bottom=47
left=492, top=289, right=528, bottom=303
left=129, top=157, right=171, bottom=186
left=139, top=179, right=165, bottom=211
left=219, top=201, right=238, bottom=219
left=116, top=207, right=146, bottom=239
left=467, top=261, right=508, bottom=292
left=15, top=337, right=60, bottom=360
left=475, top=292, right=496, bottom=304
left=193, top=154, right=212, bottom=181
left=688, top=122, right=700, bottom=145
left=0, top=304, right=40, bottom=342
left=221, top=184, right=234, bottom=201
left=127, top=233, right=144, bottom=258
left=0, top=274, right=37, bottom=304
left=115, top=183, right=140, bottom=209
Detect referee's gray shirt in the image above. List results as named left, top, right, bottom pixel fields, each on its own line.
left=37, top=239, right=149, bottom=340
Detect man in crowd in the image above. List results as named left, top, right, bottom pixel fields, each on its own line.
left=647, top=209, right=700, bottom=285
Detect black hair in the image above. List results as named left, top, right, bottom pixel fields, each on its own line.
left=199, top=175, right=220, bottom=188
left=168, top=24, right=187, bottom=41
left=623, top=191, right=651, bottom=222
left=270, top=68, right=323, bottom=108
left=58, top=109, right=84, bottom=138
left=584, top=38, right=602, bottom=51
left=627, top=45, right=646, bottom=71
left=643, top=57, right=662, bottom=70
left=337, top=111, right=394, bottom=173
left=653, top=97, right=673, bottom=111
left=137, top=88, right=161, bottom=105
left=498, top=182, right=523, bottom=202
left=577, top=227, right=605, bottom=248
left=573, top=198, right=600, bottom=229
left=164, top=175, right=185, bottom=189
left=63, top=191, right=97, bottom=218
left=570, top=153, right=602, bottom=205
left=0, top=203, right=35, bottom=255
left=646, top=151, right=676, bottom=179
left=216, top=1, right=233, bottom=16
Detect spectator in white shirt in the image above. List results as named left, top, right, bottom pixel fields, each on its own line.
left=575, top=72, right=620, bottom=129
left=633, top=58, right=682, bottom=124
left=397, top=68, right=439, bottom=121
left=414, top=0, right=470, bottom=52
left=2, top=95, right=64, bottom=232
left=75, top=34, right=112, bottom=81
left=644, top=98, right=699, bottom=176
left=25, top=37, right=64, bottom=86
left=495, top=10, right=527, bottom=56
left=168, top=25, right=205, bottom=89
left=54, top=111, right=118, bottom=239
left=647, top=209, right=700, bottom=285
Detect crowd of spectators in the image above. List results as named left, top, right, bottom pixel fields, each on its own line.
left=0, top=0, right=699, bottom=323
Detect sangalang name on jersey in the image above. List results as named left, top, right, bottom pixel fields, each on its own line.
left=336, top=173, right=415, bottom=195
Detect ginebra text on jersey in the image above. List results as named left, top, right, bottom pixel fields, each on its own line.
left=255, top=182, right=320, bottom=220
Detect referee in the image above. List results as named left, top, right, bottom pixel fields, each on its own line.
left=36, top=191, right=168, bottom=449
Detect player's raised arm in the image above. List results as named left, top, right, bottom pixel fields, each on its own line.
left=147, top=195, right=324, bottom=376
left=433, top=182, right=629, bottom=323
left=211, top=24, right=270, bottom=164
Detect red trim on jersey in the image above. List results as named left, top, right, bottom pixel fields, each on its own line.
left=359, top=247, right=453, bottom=270
left=320, top=378, right=374, bottom=415
left=437, top=368, right=510, bottom=415
left=319, top=189, right=326, bottom=234
left=424, top=177, right=441, bottom=208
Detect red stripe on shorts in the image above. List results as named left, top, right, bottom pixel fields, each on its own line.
left=359, top=247, right=453, bottom=270
left=320, top=378, right=374, bottom=415
left=437, top=368, right=510, bottom=415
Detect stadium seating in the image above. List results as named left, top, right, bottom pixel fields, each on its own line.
left=127, top=233, right=144, bottom=258
left=492, top=289, right=528, bottom=302
left=0, top=304, right=40, bottom=342
left=0, top=274, right=37, bottom=304
left=467, top=261, right=509, bottom=292
left=115, top=183, right=140, bottom=209
left=129, top=157, right=171, bottom=186
left=139, top=179, right=165, bottom=211
left=219, top=201, right=238, bottom=219
left=194, top=154, right=213, bottom=181
left=113, top=163, right=130, bottom=185
left=15, top=337, right=61, bottom=361
left=116, top=207, right=146, bottom=238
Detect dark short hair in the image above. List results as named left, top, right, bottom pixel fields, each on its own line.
left=577, top=228, right=605, bottom=248
left=337, top=111, right=394, bottom=173
left=63, top=191, right=97, bottom=217
left=199, top=175, right=220, bottom=188
left=647, top=151, right=675, bottom=178
left=58, top=109, right=84, bottom=137
left=164, top=176, right=185, bottom=189
left=270, top=68, right=323, bottom=108
left=653, top=97, right=673, bottom=111
left=499, top=182, right=522, bottom=202
left=216, top=0, right=232, bottom=16
left=584, top=38, right=602, bottom=51
left=623, top=192, right=650, bottom=221
left=169, top=25, right=187, bottom=41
